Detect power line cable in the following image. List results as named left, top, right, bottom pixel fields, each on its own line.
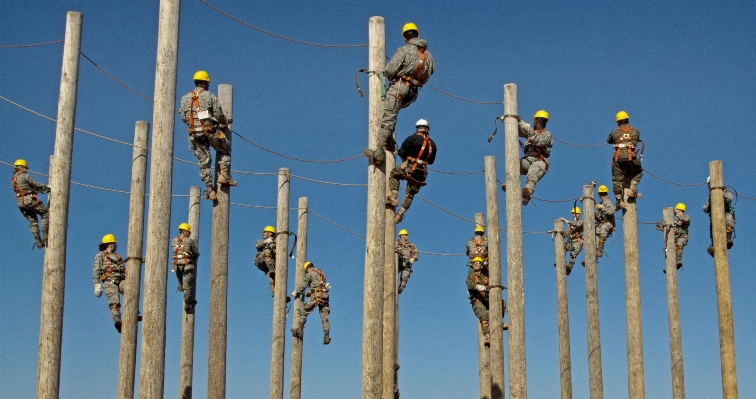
left=199, top=0, right=367, bottom=48
left=231, top=130, right=362, bottom=163
left=552, top=136, right=610, bottom=148
left=0, top=39, right=64, bottom=48
left=424, top=83, right=502, bottom=105
left=80, top=52, right=155, bottom=103
left=642, top=168, right=707, bottom=187
left=429, top=167, right=484, bottom=175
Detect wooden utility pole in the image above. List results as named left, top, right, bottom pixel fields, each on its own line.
left=362, top=15, right=386, bottom=399
left=207, top=83, right=232, bottom=399
left=584, top=190, right=603, bottom=399
left=622, top=183, right=645, bottom=399
left=382, top=137, right=398, bottom=399
left=553, top=219, right=572, bottom=399
left=484, top=156, right=505, bottom=398
left=36, top=11, right=82, bottom=399
left=475, top=213, right=492, bottom=399
left=502, top=83, right=526, bottom=398
left=138, top=1, right=180, bottom=397
left=116, top=121, right=149, bottom=399
left=289, top=197, right=308, bottom=399
left=709, top=160, right=738, bottom=399
left=662, top=207, right=685, bottom=399
left=178, top=186, right=201, bottom=399
left=270, top=167, right=291, bottom=399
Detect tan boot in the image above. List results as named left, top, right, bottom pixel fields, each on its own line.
left=205, top=183, right=217, bottom=201
left=386, top=190, right=399, bottom=208
left=394, top=207, right=407, bottom=224
left=217, top=165, right=237, bottom=186
left=615, top=194, right=625, bottom=210
left=629, top=181, right=641, bottom=199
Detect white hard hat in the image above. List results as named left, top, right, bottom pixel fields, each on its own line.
left=416, top=119, right=429, bottom=128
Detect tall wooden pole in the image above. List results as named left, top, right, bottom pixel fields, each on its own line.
left=382, top=138, right=398, bottom=399
left=503, top=83, right=526, bottom=398
left=178, top=186, right=201, bottom=399
left=362, top=15, right=386, bottom=399
left=475, top=213, right=492, bottom=399
left=138, top=1, right=180, bottom=397
left=584, top=190, right=604, bottom=399
left=207, top=83, right=232, bottom=399
left=36, top=11, right=82, bottom=399
left=622, top=182, right=645, bottom=399
left=709, top=161, right=738, bottom=399
left=662, top=207, right=685, bottom=399
left=116, top=121, right=149, bottom=399
left=269, top=167, right=290, bottom=399
left=484, top=156, right=505, bottom=398
left=289, top=197, right=308, bottom=399
left=553, top=219, right=572, bottom=399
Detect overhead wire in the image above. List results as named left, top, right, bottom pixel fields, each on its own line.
left=0, top=39, right=64, bottom=48
left=231, top=130, right=362, bottom=163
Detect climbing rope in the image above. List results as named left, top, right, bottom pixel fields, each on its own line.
left=200, top=0, right=367, bottom=48
left=0, top=39, right=63, bottom=48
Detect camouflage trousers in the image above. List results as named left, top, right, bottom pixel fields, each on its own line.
left=596, top=221, right=614, bottom=240
left=297, top=296, right=330, bottom=334
left=611, top=160, right=642, bottom=196
left=17, top=194, right=48, bottom=241
left=707, top=214, right=735, bottom=244
left=565, top=238, right=583, bottom=264
left=190, top=131, right=231, bottom=186
left=176, top=264, right=196, bottom=305
left=377, top=81, right=419, bottom=148
left=520, top=156, right=549, bottom=194
left=471, top=299, right=506, bottom=335
left=103, top=279, right=125, bottom=322
left=399, top=263, right=412, bottom=283
left=254, top=256, right=275, bottom=285
left=389, top=163, right=426, bottom=211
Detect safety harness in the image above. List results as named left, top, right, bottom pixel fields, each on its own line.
left=396, top=241, right=416, bottom=265
left=12, top=173, right=43, bottom=207
left=470, top=272, right=489, bottom=303
left=100, top=251, right=125, bottom=282
left=613, top=125, right=636, bottom=162
left=187, top=89, right=225, bottom=138
left=526, top=130, right=548, bottom=162
left=470, top=237, right=487, bottom=261
left=307, top=268, right=328, bottom=305
left=172, top=236, right=191, bottom=268
left=399, top=47, right=430, bottom=87
left=406, top=133, right=433, bottom=171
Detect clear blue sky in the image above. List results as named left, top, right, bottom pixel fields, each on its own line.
left=1, top=1, right=755, bottom=398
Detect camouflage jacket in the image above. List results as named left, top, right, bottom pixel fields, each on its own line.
left=294, top=267, right=329, bottom=299
left=674, top=213, right=691, bottom=235
left=93, top=250, right=125, bottom=285
left=178, top=87, right=227, bottom=129
left=172, top=235, right=199, bottom=267
left=385, top=37, right=435, bottom=85
left=703, top=189, right=735, bottom=216
left=466, top=236, right=488, bottom=260
left=518, top=121, right=552, bottom=159
left=565, top=219, right=583, bottom=241
left=466, top=270, right=489, bottom=302
left=396, top=239, right=419, bottom=265
left=596, top=196, right=616, bottom=225
left=607, top=124, right=640, bottom=161
left=12, top=171, right=49, bottom=196
left=255, top=238, right=276, bottom=261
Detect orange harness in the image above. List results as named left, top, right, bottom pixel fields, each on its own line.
left=471, top=272, right=489, bottom=302
left=470, top=237, right=487, bottom=260
left=307, top=268, right=328, bottom=305
left=172, top=236, right=190, bottom=267
left=100, top=251, right=125, bottom=282
left=187, top=89, right=224, bottom=138
left=407, top=133, right=433, bottom=172
left=400, top=47, right=429, bottom=87
left=613, top=125, right=636, bottom=162
left=12, top=174, right=40, bottom=204
left=397, top=241, right=415, bottom=263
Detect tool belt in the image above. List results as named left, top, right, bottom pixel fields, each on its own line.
left=399, top=75, right=423, bottom=87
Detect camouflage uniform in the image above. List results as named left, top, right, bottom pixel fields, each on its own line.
left=594, top=196, right=616, bottom=257
left=607, top=124, right=642, bottom=197
left=292, top=267, right=330, bottom=338
left=11, top=170, right=49, bottom=246
left=93, top=250, right=126, bottom=322
left=518, top=120, right=552, bottom=196
left=377, top=37, right=435, bottom=151
left=179, top=87, right=230, bottom=188
left=703, top=189, right=736, bottom=248
left=673, top=212, right=690, bottom=266
left=254, top=237, right=276, bottom=290
left=396, top=238, right=419, bottom=293
left=172, top=234, right=199, bottom=311
left=564, top=219, right=583, bottom=271
left=466, top=235, right=488, bottom=266
left=467, top=269, right=491, bottom=337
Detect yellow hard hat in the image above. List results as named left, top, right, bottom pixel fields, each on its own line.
left=598, top=185, right=609, bottom=193
left=675, top=203, right=686, bottom=212
left=193, top=70, right=210, bottom=82
left=402, top=22, right=418, bottom=34
left=101, top=234, right=117, bottom=244
left=474, top=226, right=484, bottom=233
left=398, top=229, right=408, bottom=236
left=616, top=110, right=629, bottom=122
left=178, top=223, right=191, bottom=232
left=263, top=225, right=275, bottom=233
left=571, top=207, right=581, bottom=215
left=533, top=110, right=549, bottom=120
left=303, top=261, right=313, bottom=271
left=14, top=159, right=28, bottom=167
left=471, top=256, right=484, bottom=263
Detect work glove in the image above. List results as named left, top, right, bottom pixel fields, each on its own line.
left=171, top=267, right=176, bottom=273
left=264, top=237, right=274, bottom=244
left=290, top=290, right=299, bottom=298
left=94, top=283, right=102, bottom=297
left=596, top=204, right=604, bottom=211
left=42, top=186, right=51, bottom=194
left=408, top=258, right=415, bottom=264
left=475, top=284, right=486, bottom=292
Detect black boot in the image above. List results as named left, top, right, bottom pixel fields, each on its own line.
left=323, top=331, right=331, bottom=345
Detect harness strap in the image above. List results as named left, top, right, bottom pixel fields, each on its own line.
left=613, top=125, right=636, bottom=162
left=172, top=236, right=189, bottom=267
left=11, top=174, right=40, bottom=203
left=400, top=47, right=429, bottom=87
left=100, top=251, right=125, bottom=282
